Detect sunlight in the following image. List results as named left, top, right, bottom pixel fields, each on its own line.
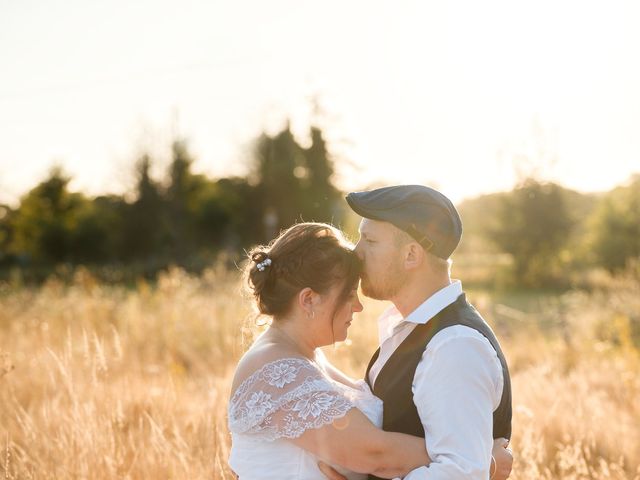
left=0, top=0, right=639, bottom=206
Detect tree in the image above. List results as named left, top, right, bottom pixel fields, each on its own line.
left=212, top=177, right=262, bottom=248
left=84, top=195, right=127, bottom=262
left=69, top=196, right=119, bottom=263
left=122, top=154, right=165, bottom=260
left=165, top=140, right=201, bottom=261
left=252, top=125, right=304, bottom=240
left=0, top=204, right=14, bottom=266
left=11, top=167, right=86, bottom=264
left=589, top=175, right=640, bottom=272
left=486, top=178, right=575, bottom=286
left=300, top=126, right=341, bottom=223
left=250, top=123, right=343, bottom=242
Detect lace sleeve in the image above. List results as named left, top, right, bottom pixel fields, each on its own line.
left=228, top=357, right=355, bottom=441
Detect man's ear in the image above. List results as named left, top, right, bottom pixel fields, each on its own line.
left=297, top=287, right=317, bottom=316
left=404, top=242, right=424, bottom=270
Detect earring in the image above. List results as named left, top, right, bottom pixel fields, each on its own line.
left=307, top=309, right=315, bottom=319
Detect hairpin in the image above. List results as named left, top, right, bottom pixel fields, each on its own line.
left=256, top=258, right=272, bottom=272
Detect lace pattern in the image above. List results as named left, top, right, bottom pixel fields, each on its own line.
left=228, top=358, right=358, bottom=441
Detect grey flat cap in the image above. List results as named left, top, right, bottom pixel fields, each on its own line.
left=346, top=185, right=463, bottom=259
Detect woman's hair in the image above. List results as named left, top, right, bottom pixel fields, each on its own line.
left=245, top=223, right=361, bottom=318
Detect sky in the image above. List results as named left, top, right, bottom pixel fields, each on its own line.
left=1, top=0, right=639, bottom=207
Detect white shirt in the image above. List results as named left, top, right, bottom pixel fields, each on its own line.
left=369, top=281, right=504, bottom=480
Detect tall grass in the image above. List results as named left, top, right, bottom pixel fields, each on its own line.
left=1, top=267, right=639, bottom=479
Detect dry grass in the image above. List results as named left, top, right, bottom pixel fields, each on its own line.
left=1, top=266, right=639, bottom=479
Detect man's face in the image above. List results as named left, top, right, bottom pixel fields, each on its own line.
left=354, top=218, right=408, bottom=300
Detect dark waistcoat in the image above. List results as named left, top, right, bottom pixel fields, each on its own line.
left=364, top=293, right=512, bottom=480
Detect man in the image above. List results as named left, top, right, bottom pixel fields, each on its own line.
left=321, top=184, right=512, bottom=479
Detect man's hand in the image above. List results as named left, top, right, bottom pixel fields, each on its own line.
left=318, top=461, right=347, bottom=480
left=491, top=438, right=513, bottom=480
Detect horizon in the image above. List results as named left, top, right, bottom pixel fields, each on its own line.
left=1, top=148, right=635, bottom=210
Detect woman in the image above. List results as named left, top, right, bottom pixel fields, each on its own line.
left=228, top=223, right=511, bottom=479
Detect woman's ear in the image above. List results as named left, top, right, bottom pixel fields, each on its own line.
left=297, top=287, right=317, bottom=317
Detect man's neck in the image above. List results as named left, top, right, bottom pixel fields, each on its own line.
left=391, top=276, right=453, bottom=318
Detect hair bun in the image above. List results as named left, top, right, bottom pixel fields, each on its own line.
left=251, top=251, right=269, bottom=264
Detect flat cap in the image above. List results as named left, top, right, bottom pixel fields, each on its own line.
left=346, top=185, right=463, bottom=259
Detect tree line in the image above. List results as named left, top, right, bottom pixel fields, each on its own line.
left=0, top=124, right=341, bottom=280
left=457, top=175, right=639, bottom=286
left=0, top=122, right=638, bottom=287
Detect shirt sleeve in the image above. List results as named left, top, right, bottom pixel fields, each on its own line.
left=404, top=327, right=504, bottom=479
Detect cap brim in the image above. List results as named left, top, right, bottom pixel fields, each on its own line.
left=345, top=192, right=385, bottom=222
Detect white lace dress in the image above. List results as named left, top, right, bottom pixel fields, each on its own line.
left=228, top=357, right=383, bottom=480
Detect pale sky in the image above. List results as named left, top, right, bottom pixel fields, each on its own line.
left=1, top=0, right=639, bottom=207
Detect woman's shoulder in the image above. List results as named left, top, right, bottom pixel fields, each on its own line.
left=230, top=343, right=317, bottom=397
left=228, top=347, right=364, bottom=440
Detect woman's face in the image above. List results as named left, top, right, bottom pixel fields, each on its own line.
left=318, top=283, right=364, bottom=344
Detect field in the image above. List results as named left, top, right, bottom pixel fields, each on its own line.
left=1, top=266, right=639, bottom=479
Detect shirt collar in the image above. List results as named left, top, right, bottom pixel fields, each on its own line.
left=404, top=280, right=463, bottom=325
left=376, top=280, right=463, bottom=344
left=377, top=305, right=404, bottom=345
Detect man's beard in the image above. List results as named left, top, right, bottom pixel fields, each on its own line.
left=361, top=263, right=407, bottom=300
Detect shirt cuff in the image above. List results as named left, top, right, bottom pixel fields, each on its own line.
left=400, top=465, right=429, bottom=479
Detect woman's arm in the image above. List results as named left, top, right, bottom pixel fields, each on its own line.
left=291, top=407, right=430, bottom=479
left=317, top=438, right=513, bottom=480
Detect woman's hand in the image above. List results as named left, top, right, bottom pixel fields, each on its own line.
left=491, top=438, right=513, bottom=480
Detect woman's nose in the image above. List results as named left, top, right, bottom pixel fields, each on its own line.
left=353, top=299, right=364, bottom=313
left=353, top=242, right=364, bottom=259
